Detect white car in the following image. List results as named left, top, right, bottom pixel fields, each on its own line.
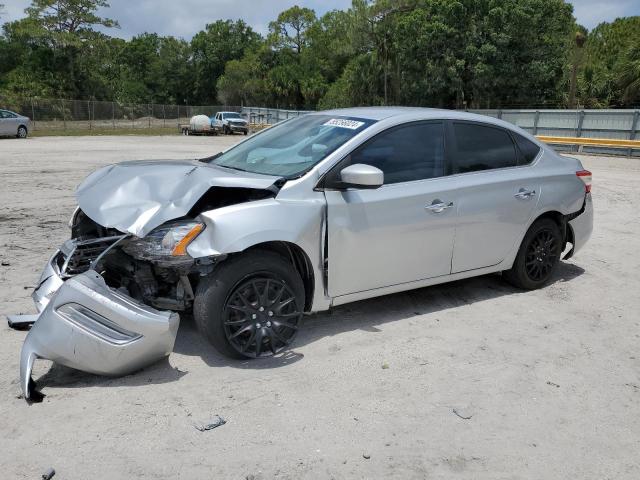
left=0, top=109, right=30, bottom=138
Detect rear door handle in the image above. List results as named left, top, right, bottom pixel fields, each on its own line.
left=425, top=200, right=454, bottom=213
left=514, top=188, right=536, bottom=200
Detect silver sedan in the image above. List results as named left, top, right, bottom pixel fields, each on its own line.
left=14, top=107, right=593, bottom=400
left=0, top=109, right=31, bottom=138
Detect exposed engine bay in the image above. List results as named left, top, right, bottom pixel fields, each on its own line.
left=67, top=185, right=278, bottom=312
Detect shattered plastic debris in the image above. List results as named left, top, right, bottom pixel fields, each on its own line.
left=452, top=408, right=472, bottom=420
left=194, top=415, right=227, bottom=431
left=7, top=314, right=38, bottom=330
left=42, top=467, right=56, bottom=479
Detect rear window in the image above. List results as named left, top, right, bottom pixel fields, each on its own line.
left=513, top=132, right=541, bottom=165
left=452, top=123, right=517, bottom=173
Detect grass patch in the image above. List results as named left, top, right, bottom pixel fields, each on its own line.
left=31, top=127, right=181, bottom=137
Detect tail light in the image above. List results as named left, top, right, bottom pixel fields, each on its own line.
left=576, top=170, right=592, bottom=193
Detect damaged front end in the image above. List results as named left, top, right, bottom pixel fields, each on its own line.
left=19, top=213, right=198, bottom=401
left=14, top=159, right=286, bottom=401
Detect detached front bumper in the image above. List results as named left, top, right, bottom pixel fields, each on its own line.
left=21, top=255, right=179, bottom=401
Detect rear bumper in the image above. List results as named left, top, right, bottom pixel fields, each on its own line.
left=568, top=193, right=593, bottom=256
left=21, top=261, right=179, bottom=401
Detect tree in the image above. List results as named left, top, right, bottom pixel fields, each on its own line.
left=0, top=0, right=121, bottom=100
left=578, top=17, right=640, bottom=107
left=619, top=46, right=640, bottom=104
left=268, top=6, right=316, bottom=54
left=190, top=20, right=260, bottom=104
left=567, top=27, right=588, bottom=108
left=25, top=0, right=118, bottom=45
left=266, top=6, right=319, bottom=109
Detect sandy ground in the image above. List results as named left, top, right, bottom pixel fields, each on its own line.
left=0, top=135, right=639, bottom=479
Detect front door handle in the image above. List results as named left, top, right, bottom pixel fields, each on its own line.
left=425, top=200, right=454, bottom=213
left=514, top=188, right=536, bottom=200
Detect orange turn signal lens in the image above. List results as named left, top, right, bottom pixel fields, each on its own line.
left=171, top=223, right=204, bottom=256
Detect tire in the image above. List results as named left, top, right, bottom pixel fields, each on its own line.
left=243, top=130, right=248, bottom=136
left=223, top=125, right=230, bottom=135
left=503, top=218, right=562, bottom=290
left=194, top=251, right=305, bottom=359
left=17, top=126, right=28, bottom=139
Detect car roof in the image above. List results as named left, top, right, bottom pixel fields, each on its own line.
left=313, top=106, right=531, bottom=136
left=314, top=106, right=505, bottom=123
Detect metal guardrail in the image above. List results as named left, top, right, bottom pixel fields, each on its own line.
left=473, top=109, right=640, bottom=157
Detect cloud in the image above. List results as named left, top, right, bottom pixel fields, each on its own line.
left=566, top=0, right=639, bottom=29
left=2, top=0, right=638, bottom=37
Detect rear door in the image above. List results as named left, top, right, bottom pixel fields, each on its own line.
left=447, top=121, right=541, bottom=273
left=325, top=121, right=458, bottom=297
left=0, top=110, right=10, bottom=135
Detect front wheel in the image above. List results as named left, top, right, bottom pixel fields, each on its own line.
left=503, top=218, right=562, bottom=290
left=194, top=251, right=305, bottom=359
left=17, top=126, right=28, bottom=138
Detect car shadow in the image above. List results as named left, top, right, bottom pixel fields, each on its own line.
left=30, top=262, right=584, bottom=396
left=174, top=261, right=585, bottom=367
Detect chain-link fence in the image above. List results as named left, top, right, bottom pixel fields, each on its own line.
left=0, top=97, right=246, bottom=132
left=2, top=97, right=639, bottom=148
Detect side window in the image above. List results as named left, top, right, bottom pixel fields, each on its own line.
left=4, top=111, right=16, bottom=118
left=0, top=110, right=6, bottom=118
left=513, top=132, right=541, bottom=165
left=452, top=123, right=517, bottom=173
left=349, top=122, right=445, bottom=184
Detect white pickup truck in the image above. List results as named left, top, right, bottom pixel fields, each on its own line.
left=212, top=111, right=249, bottom=135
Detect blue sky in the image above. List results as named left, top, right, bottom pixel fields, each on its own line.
left=2, top=0, right=639, bottom=38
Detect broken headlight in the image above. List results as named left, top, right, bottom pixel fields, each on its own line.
left=122, top=221, right=204, bottom=263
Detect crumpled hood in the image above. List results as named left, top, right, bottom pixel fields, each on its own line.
left=76, top=159, right=280, bottom=237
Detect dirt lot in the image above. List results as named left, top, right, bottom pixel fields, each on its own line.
left=0, top=135, right=639, bottom=479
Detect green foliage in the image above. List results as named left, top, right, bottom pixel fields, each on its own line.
left=0, top=0, right=638, bottom=109
left=619, top=46, right=640, bottom=103
left=190, top=20, right=261, bottom=104
left=577, top=17, right=640, bottom=107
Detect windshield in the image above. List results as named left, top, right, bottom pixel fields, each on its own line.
left=209, top=114, right=375, bottom=178
left=224, top=112, right=241, bottom=119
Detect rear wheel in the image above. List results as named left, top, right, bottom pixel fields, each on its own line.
left=194, top=251, right=305, bottom=359
left=17, top=126, right=28, bottom=138
left=503, top=218, right=562, bottom=289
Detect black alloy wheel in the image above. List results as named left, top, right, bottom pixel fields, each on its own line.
left=223, top=277, right=301, bottom=358
left=503, top=217, right=562, bottom=290
left=524, top=228, right=559, bottom=282
left=194, top=250, right=305, bottom=359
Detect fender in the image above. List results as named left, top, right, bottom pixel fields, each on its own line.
left=187, top=195, right=331, bottom=312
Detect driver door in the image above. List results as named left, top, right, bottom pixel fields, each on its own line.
left=323, top=121, right=457, bottom=297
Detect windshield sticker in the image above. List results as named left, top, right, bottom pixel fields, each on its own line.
left=323, top=118, right=365, bottom=130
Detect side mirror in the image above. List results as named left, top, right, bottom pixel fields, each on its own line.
left=339, top=163, right=384, bottom=189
